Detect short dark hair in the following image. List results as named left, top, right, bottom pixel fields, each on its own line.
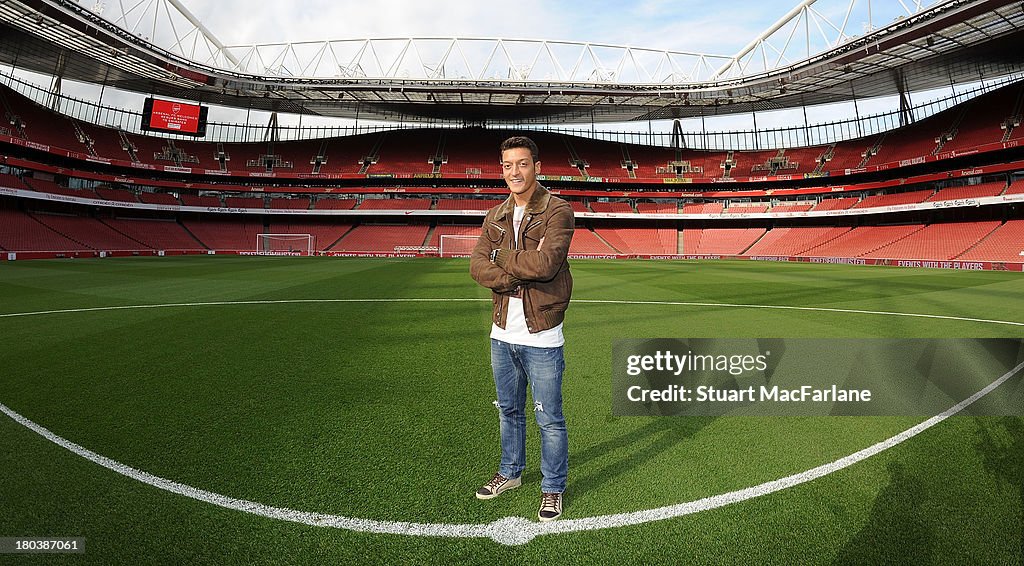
left=499, top=136, right=539, bottom=163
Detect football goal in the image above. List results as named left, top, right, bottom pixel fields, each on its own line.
left=439, top=235, right=478, bottom=258
left=256, top=234, right=315, bottom=256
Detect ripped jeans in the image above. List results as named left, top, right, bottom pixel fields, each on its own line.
left=490, top=338, right=568, bottom=493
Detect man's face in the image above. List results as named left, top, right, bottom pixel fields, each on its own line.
left=501, top=147, right=541, bottom=200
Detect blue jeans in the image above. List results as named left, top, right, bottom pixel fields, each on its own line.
left=490, top=338, right=568, bottom=493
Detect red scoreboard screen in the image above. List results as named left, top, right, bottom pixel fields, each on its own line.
left=141, top=98, right=208, bottom=137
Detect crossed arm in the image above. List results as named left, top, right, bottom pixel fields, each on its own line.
left=469, top=201, right=574, bottom=291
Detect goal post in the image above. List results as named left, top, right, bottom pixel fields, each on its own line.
left=256, top=233, right=315, bottom=256
left=439, top=235, right=479, bottom=258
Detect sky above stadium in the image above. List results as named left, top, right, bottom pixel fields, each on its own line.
left=180, top=0, right=801, bottom=56
left=153, top=0, right=956, bottom=134
left=5, top=0, right=970, bottom=140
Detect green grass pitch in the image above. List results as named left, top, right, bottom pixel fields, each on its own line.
left=0, top=256, right=1022, bottom=564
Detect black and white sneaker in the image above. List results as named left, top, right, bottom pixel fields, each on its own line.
left=476, top=473, right=521, bottom=500
left=538, top=492, right=563, bottom=521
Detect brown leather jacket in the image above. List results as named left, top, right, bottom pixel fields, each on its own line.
left=470, top=185, right=574, bottom=333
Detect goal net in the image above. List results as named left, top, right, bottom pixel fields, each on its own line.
left=439, top=235, right=478, bottom=258
left=256, top=233, right=315, bottom=256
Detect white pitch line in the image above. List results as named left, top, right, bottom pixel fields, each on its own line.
left=0, top=298, right=487, bottom=319
left=0, top=401, right=489, bottom=539
left=1, top=299, right=1023, bottom=546
left=575, top=299, right=1024, bottom=328
left=531, top=359, right=1024, bottom=540
left=0, top=298, right=1022, bottom=328
left=4, top=360, right=1021, bottom=546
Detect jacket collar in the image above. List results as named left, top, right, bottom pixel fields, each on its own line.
left=494, top=184, right=550, bottom=220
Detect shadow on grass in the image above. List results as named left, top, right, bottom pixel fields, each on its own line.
left=975, top=417, right=1024, bottom=562
left=568, top=417, right=714, bottom=501
left=831, top=461, right=936, bottom=564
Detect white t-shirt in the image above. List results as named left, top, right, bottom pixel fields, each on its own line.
left=490, top=205, right=564, bottom=347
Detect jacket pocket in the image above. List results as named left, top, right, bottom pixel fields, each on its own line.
left=485, top=222, right=506, bottom=244
left=522, top=219, right=545, bottom=250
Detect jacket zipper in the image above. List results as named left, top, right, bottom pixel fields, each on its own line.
left=511, top=216, right=520, bottom=251
left=494, top=219, right=510, bottom=325
left=515, top=214, right=525, bottom=328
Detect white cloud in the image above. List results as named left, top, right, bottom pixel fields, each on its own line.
left=184, top=0, right=560, bottom=46
left=88, top=0, right=942, bottom=62
left=154, top=0, right=800, bottom=81
left=171, top=0, right=790, bottom=54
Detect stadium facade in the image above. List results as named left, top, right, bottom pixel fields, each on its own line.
left=0, top=0, right=1022, bottom=270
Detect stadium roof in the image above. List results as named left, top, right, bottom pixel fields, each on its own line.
left=1, top=0, right=1023, bottom=124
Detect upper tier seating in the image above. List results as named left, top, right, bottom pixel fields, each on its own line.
left=95, top=187, right=138, bottom=203
left=438, top=128, right=504, bottom=177
left=0, top=172, right=29, bottom=189
left=374, top=130, right=441, bottom=175
left=224, top=196, right=265, bottom=209
left=569, top=201, right=590, bottom=214
left=812, top=197, right=859, bottom=211
left=589, top=201, right=634, bottom=213
left=770, top=204, right=814, bottom=213
left=138, top=192, right=181, bottom=205
left=1006, top=179, right=1024, bottom=195
left=636, top=202, right=678, bottom=214
left=5, top=79, right=1024, bottom=180
left=435, top=199, right=503, bottom=211
left=180, top=194, right=223, bottom=207
left=852, top=190, right=933, bottom=209
left=269, top=196, right=311, bottom=210
left=926, top=182, right=1006, bottom=202
left=726, top=204, right=769, bottom=214
left=313, top=197, right=358, bottom=210
left=24, top=178, right=96, bottom=199
left=357, top=198, right=432, bottom=210
left=682, top=202, right=725, bottom=214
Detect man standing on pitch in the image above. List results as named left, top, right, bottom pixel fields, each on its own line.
left=470, top=136, right=574, bottom=522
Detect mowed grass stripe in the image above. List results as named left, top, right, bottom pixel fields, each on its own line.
left=0, top=256, right=1022, bottom=563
